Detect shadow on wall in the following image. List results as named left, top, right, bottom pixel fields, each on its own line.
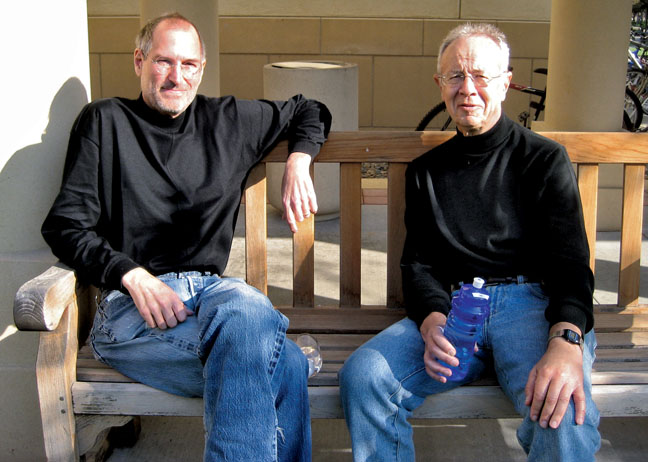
left=0, top=77, right=89, bottom=253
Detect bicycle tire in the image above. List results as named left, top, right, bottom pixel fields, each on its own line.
left=624, top=87, right=644, bottom=131
left=626, top=69, right=648, bottom=114
left=416, top=102, right=451, bottom=131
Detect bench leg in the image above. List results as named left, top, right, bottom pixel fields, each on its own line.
left=77, top=415, right=140, bottom=462
left=36, top=301, right=79, bottom=461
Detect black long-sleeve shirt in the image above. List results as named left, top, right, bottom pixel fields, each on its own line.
left=401, top=115, right=594, bottom=335
left=42, top=94, right=331, bottom=290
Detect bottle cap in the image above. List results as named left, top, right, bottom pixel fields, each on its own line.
left=473, top=277, right=485, bottom=289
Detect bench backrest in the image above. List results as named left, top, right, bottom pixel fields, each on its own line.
left=245, top=131, right=648, bottom=310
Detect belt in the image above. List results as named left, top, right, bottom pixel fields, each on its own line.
left=451, top=275, right=535, bottom=292
left=483, top=275, right=533, bottom=286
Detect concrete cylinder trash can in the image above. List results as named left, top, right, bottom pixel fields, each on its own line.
left=263, top=61, right=359, bottom=220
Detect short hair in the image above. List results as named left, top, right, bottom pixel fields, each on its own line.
left=437, top=23, right=510, bottom=72
left=136, top=12, right=206, bottom=61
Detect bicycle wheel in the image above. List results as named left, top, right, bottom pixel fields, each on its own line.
left=416, top=102, right=453, bottom=131
left=624, top=87, right=644, bottom=131
left=627, top=69, right=648, bottom=114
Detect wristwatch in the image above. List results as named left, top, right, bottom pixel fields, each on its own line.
left=548, top=329, right=584, bottom=352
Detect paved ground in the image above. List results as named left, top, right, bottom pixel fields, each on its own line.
left=107, top=202, right=648, bottom=461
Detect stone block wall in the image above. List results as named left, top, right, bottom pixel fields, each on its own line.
left=87, top=0, right=551, bottom=129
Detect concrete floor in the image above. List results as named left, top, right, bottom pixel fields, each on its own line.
left=107, top=203, right=648, bottom=461
left=107, top=416, right=648, bottom=461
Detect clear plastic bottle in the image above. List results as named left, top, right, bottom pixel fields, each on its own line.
left=439, top=277, right=490, bottom=382
left=296, top=334, right=322, bottom=377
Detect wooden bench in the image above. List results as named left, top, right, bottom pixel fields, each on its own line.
left=14, top=130, right=648, bottom=461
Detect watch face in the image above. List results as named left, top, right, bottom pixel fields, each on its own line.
left=565, top=330, right=581, bottom=344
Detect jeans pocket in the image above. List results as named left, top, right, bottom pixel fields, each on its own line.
left=94, top=290, right=149, bottom=343
left=524, top=282, right=549, bottom=301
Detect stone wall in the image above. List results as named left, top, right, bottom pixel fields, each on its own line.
left=87, top=0, right=551, bottom=129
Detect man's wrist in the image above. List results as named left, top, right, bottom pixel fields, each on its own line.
left=548, top=328, right=584, bottom=352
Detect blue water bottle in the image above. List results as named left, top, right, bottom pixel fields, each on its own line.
left=440, top=277, right=490, bottom=382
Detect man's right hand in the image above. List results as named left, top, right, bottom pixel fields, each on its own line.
left=121, top=268, right=194, bottom=329
left=420, top=311, right=458, bottom=382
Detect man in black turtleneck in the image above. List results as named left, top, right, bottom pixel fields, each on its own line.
left=340, top=23, right=600, bottom=461
left=41, top=13, right=330, bottom=462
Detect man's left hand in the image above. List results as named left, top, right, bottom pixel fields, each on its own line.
left=282, top=152, right=317, bottom=233
left=524, top=323, right=585, bottom=429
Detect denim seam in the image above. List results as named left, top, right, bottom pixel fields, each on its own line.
left=388, top=385, right=403, bottom=462
left=389, top=366, right=428, bottom=462
left=268, top=314, right=287, bottom=377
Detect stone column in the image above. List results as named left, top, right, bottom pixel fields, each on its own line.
left=140, top=0, right=220, bottom=96
left=1, top=1, right=91, bottom=459
left=538, top=0, right=634, bottom=230
left=264, top=61, right=359, bottom=219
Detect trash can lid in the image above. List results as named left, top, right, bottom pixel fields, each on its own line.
left=271, top=61, right=344, bottom=69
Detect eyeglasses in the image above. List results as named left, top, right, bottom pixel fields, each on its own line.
left=437, top=71, right=507, bottom=88
left=150, top=57, right=203, bottom=78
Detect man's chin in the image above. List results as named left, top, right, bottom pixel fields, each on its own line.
left=154, top=99, right=191, bottom=118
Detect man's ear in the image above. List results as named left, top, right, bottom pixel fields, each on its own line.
left=433, top=74, right=443, bottom=90
left=501, top=71, right=513, bottom=101
left=134, top=49, right=144, bottom=77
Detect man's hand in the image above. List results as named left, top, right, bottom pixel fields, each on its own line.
left=281, top=152, right=317, bottom=233
left=420, top=311, right=457, bottom=382
left=121, top=268, right=194, bottom=329
left=525, top=322, right=585, bottom=429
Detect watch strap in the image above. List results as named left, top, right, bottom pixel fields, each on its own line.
left=548, top=329, right=584, bottom=352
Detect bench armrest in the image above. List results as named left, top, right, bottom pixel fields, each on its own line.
left=13, top=263, right=78, bottom=331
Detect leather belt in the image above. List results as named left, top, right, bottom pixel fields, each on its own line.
left=483, top=275, right=533, bottom=286
left=451, top=275, right=535, bottom=292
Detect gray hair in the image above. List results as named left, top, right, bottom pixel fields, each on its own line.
left=437, top=23, right=510, bottom=72
left=136, top=12, right=206, bottom=61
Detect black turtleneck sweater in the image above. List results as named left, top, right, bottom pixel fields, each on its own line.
left=401, top=115, right=594, bottom=335
left=42, top=94, right=331, bottom=291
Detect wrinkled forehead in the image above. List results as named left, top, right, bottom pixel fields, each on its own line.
left=439, top=35, right=507, bottom=74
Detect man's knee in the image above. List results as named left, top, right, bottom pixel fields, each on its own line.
left=340, top=347, right=388, bottom=400
left=197, top=278, right=287, bottom=359
left=200, top=278, right=279, bottom=327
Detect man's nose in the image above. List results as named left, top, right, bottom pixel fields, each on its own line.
left=459, top=75, right=478, bottom=94
left=167, top=63, right=183, bottom=83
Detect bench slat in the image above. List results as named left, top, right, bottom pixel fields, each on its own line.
left=387, top=163, right=407, bottom=308
left=245, top=163, right=268, bottom=294
left=293, top=164, right=315, bottom=306
left=577, top=163, right=599, bottom=272
left=619, top=164, right=645, bottom=306
left=262, top=132, right=648, bottom=164
left=72, top=381, right=648, bottom=419
left=340, top=163, right=362, bottom=307
left=594, top=313, right=648, bottom=332
left=280, top=307, right=405, bottom=333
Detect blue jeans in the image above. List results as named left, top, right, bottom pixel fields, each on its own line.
left=339, top=282, right=600, bottom=462
left=91, top=272, right=311, bottom=462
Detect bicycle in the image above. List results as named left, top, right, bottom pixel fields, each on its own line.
left=417, top=68, right=644, bottom=132
left=625, top=1, right=648, bottom=118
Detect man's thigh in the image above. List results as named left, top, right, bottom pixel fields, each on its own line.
left=90, top=273, right=221, bottom=397
left=485, top=282, right=594, bottom=412
left=345, top=318, right=487, bottom=403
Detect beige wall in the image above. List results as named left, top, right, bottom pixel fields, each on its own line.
left=87, top=0, right=551, bottom=129
left=2, top=2, right=91, bottom=459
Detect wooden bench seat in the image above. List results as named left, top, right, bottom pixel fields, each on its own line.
left=13, top=130, right=648, bottom=460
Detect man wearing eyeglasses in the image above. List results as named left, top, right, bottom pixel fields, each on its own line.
left=41, top=13, right=330, bottom=462
left=340, top=23, right=600, bottom=461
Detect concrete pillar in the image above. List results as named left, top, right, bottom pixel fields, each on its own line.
left=140, top=0, right=220, bottom=96
left=264, top=61, right=359, bottom=219
left=538, top=0, right=634, bottom=230
left=1, top=1, right=91, bottom=459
